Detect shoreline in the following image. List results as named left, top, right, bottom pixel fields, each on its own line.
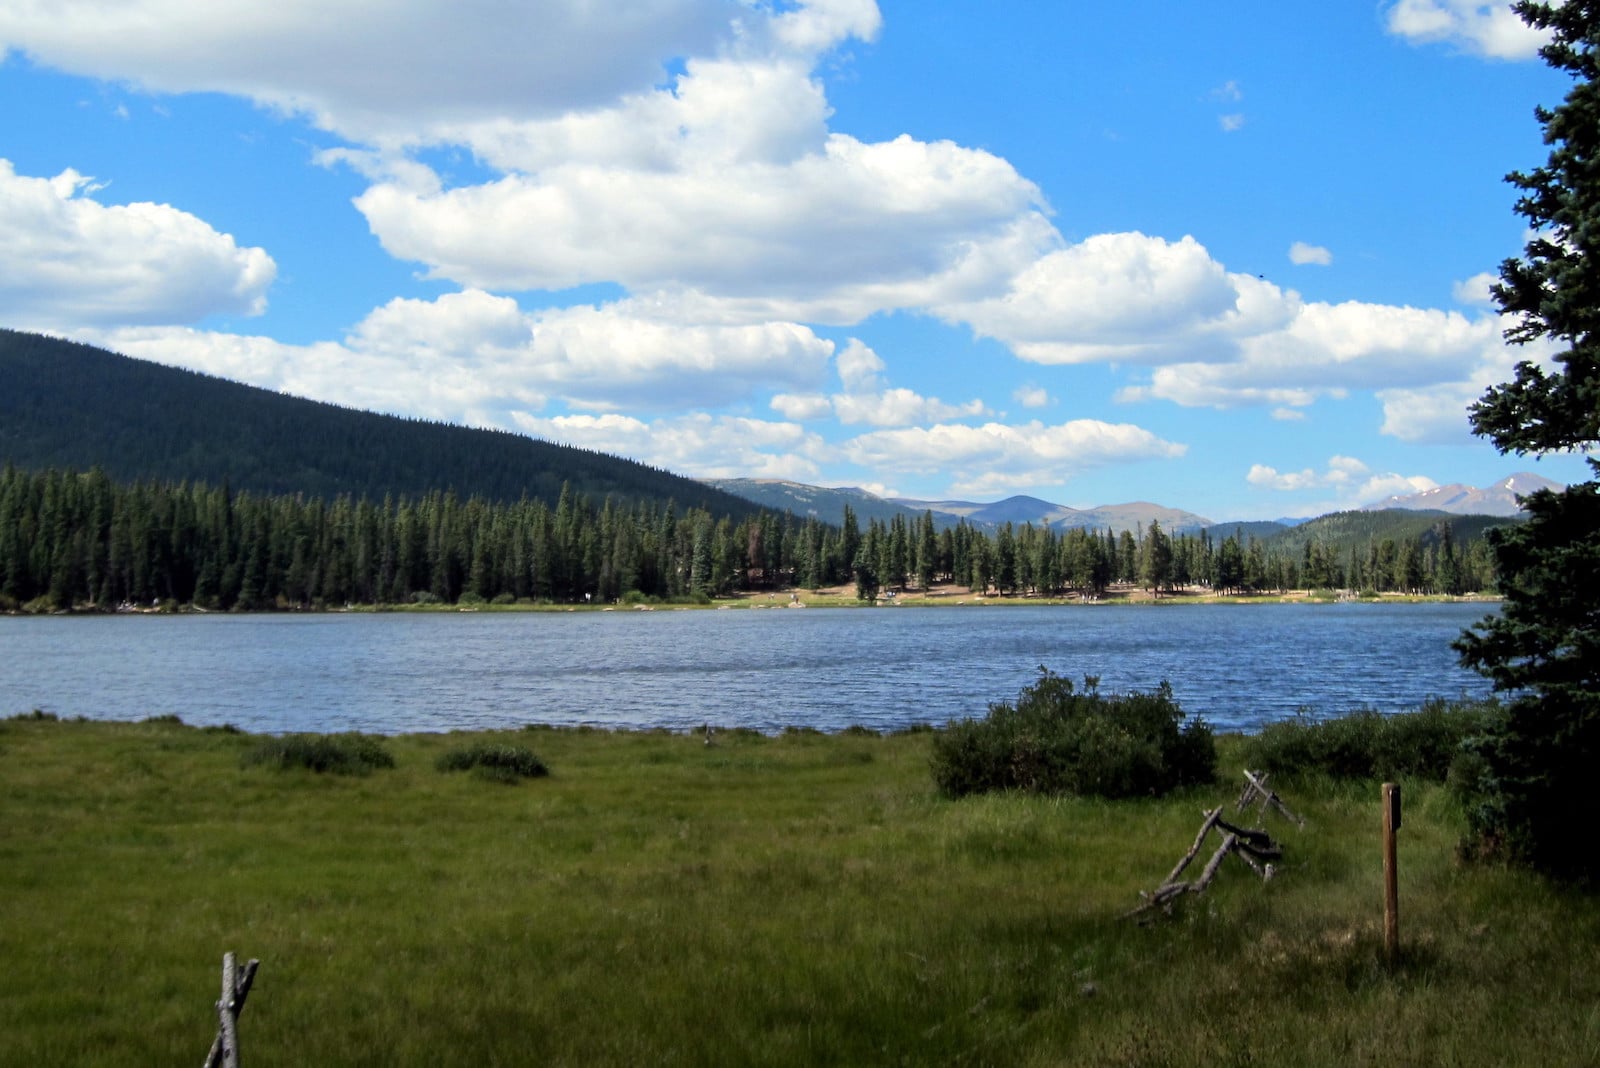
left=5, top=583, right=1501, bottom=616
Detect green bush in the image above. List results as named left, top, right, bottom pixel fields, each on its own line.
left=436, top=743, right=549, bottom=783
left=930, top=670, right=1215, bottom=799
left=242, top=733, right=396, bottom=775
left=1242, top=698, right=1496, bottom=782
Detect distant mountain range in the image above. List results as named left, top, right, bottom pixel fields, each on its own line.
left=708, top=471, right=1562, bottom=536
left=703, top=478, right=1214, bottom=535
left=1362, top=473, right=1563, bottom=517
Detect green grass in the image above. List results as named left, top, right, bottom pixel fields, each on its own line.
left=1, top=716, right=1597, bottom=1066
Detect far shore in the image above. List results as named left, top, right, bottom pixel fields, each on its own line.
left=6, top=582, right=1500, bottom=616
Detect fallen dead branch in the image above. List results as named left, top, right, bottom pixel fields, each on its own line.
left=1237, top=769, right=1304, bottom=828
left=1127, top=773, right=1297, bottom=921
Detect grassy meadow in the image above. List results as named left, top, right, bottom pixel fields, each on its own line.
left=2, top=715, right=1597, bottom=1066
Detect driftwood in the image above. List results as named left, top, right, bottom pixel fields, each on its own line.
left=204, top=953, right=259, bottom=1068
left=1127, top=775, right=1297, bottom=920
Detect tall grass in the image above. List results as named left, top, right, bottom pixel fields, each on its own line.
left=1, top=715, right=1596, bottom=1066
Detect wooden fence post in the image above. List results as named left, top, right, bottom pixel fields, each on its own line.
left=1382, top=782, right=1401, bottom=965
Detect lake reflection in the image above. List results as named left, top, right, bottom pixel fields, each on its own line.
left=0, top=602, right=1497, bottom=735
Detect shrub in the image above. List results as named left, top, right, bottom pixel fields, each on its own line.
left=1242, top=698, right=1496, bottom=782
left=9, top=709, right=59, bottom=722
left=436, top=743, right=549, bottom=783
left=930, top=670, right=1215, bottom=800
left=242, top=733, right=396, bottom=775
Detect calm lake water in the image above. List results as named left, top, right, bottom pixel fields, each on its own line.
left=0, top=602, right=1499, bottom=735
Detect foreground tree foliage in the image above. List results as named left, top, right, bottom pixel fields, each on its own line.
left=931, top=670, right=1216, bottom=799
left=1455, top=1, right=1600, bottom=881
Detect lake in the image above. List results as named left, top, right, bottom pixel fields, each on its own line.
left=0, top=601, right=1500, bottom=735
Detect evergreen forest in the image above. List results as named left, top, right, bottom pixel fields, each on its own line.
left=0, top=465, right=1501, bottom=612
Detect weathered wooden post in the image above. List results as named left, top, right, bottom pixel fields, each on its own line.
left=205, top=953, right=260, bottom=1068
left=1382, top=782, right=1401, bottom=965
left=219, top=953, right=239, bottom=1068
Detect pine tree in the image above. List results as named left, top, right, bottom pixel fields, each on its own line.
left=1455, top=1, right=1600, bottom=881
left=916, top=510, right=937, bottom=591
left=1140, top=519, right=1172, bottom=596
left=1215, top=535, right=1244, bottom=595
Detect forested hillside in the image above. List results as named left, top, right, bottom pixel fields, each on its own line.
left=0, top=329, right=760, bottom=519
left=1254, top=509, right=1509, bottom=559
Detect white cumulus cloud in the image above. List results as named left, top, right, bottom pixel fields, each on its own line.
left=1452, top=271, right=1498, bottom=307
left=1114, top=295, right=1533, bottom=438
left=74, top=289, right=835, bottom=426
left=1247, top=455, right=1370, bottom=492
left=510, top=412, right=830, bottom=482
left=1014, top=385, right=1051, bottom=409
left=1246, top=456, right=1440, bottom=511
left=1384, top=0, right=1547, bottom=60
left=14, top=0, right=1043, bottom=331
left=841, top=419, right=1186, bottom=497
left=0, top=159, right=275, bottom=330
left=351, top=131, right=1049, bottom=322
left=768, top=338, right=988, bottom=426
left=0, top=0, right=743, bottom=146
left=946, top=232, right=1294, bottom=365
left=1289, top=241, right=1332, bottom=266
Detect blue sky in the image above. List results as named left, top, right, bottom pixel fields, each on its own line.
left=1, top=0, right=1590, bottom=520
